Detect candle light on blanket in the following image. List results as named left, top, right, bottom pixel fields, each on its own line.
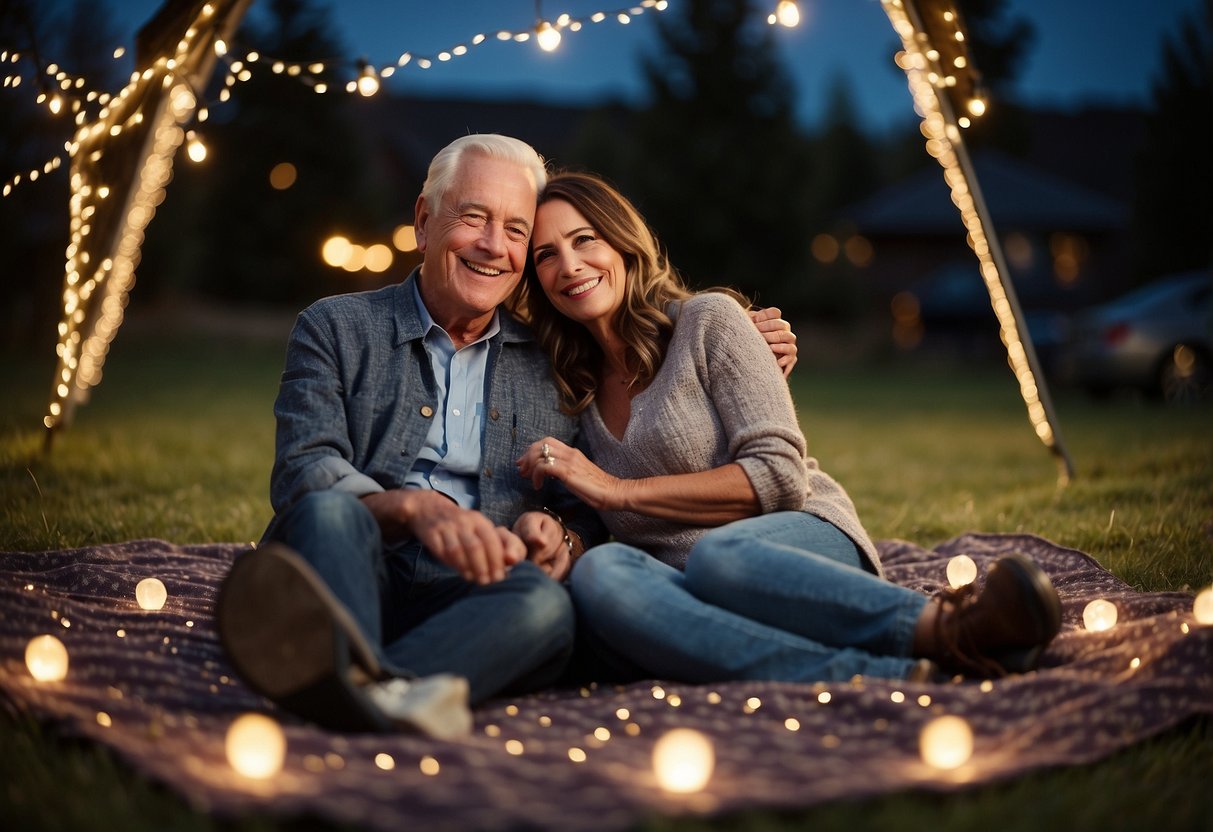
left=1083, top=599, right=1118, bottom=632
left=946, top=555, right=978, bottom=588
left=25, top=634, right=69, bottom=681
left=919, top=715, right=973, bottom=769
left=652, top=728, right=714, bottom=793
left=225, top=713, right=286, bottom=779
left=135, top=577, right=168, bottom=611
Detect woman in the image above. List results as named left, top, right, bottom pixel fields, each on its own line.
left=516, top=171, right=1061, bottom=683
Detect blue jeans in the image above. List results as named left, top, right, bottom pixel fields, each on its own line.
left=568, top=512, right=928, bottom=683
left=263, top=490, right=575, bottom=704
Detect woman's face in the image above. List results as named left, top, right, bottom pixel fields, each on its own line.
left=531, top=199, right=627, bottom=330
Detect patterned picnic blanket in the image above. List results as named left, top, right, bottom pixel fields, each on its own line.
left=1, top=533, right=1210, bottom=831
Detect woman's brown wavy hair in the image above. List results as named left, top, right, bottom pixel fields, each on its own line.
left=513, top=171, right=747, bottom=415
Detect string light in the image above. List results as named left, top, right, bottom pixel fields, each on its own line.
left=769, top=1, right=801, bottom=27
left=355, top=61, right=380, bottom=97
left=185, top=130, right=208, bottom=162
left=536, top=21, right=563, bottom=52
left=880, top=0, right=1074, bottom=483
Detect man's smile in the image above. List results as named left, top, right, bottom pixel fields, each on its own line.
left=460, top=258, right=504, bottom=277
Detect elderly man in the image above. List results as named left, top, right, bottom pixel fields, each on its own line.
left=218, top=135, right=600, bottom=738
left=217, top=134, right=797, bottom=738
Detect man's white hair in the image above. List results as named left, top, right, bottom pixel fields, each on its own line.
left=422, top=134, right=548, bottom=207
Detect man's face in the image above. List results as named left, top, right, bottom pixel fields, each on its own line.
left=414, top=153, right=537, bottom=333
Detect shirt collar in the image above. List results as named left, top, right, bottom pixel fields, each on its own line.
left=411, top=276, right=501, bottom=348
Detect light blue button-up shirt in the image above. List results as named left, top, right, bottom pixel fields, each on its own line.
left=403, top=280, right=497, bottom=509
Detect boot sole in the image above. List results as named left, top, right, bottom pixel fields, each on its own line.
left=216, top=543, right=390, bottom=732
left=988, top=553, right=1063, bottom=673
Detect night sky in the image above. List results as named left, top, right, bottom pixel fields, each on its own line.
left=100, top=0, right=1203, bottom=132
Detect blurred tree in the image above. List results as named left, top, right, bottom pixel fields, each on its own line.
left=809, top=74, right=879, bottom=228
left=141, top=0, right=387, bottom=305
left=800, top=74, right=881, bottom=318
left=1131, top=0, right=1212, bottom=280
left=581, top=0, right=815, bottom=310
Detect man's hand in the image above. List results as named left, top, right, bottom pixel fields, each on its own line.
left=360, top=490, right=525, bottom=584
left=749, top=306, right=798, bottom=378
left=512, top=511, right=571, bottom=582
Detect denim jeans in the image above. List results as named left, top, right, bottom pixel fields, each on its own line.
left=568, top=512, right=928, bottom=683
left=263, top=490, right=575, bottom=704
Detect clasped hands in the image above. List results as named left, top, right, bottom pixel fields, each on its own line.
left=361, top=488, right=572, bottom=584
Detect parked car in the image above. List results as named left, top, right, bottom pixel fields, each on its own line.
left=1063, top=271, right=1213, bottom=401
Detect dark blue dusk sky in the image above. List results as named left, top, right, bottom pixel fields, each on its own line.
left=103, top=0, right=1204, bottom=132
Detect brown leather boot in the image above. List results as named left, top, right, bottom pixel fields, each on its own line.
left=931, top=553, right=1063, bottom=677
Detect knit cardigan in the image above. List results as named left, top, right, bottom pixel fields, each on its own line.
left=581, top=292, right=881, bottom=575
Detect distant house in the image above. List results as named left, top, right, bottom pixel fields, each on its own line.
left=839, top=148, right=1133, bottom=320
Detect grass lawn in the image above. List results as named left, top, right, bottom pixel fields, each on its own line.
left=1, top=325, right=1211, bottom=831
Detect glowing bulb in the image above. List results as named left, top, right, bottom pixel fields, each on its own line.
left=652, top=728, right=714, bottom=793
left=946, top=555, right=977, bottom=588
left=967, top=98, right=987, bottom=117
left=1083, top=599, right=1118, bottom=632
left=135, top=577, right=167, bottom=610
left=919, top=715, right=972, bottom=769
left=536, top=21, right=562, bottom=52
left=186, top=135, right=207, bottom=163
left=356, top=64, right=380, bottom=97
left=25, top=634, right=69, bottom=681
left=49, top=95, right=63, bottom=114
left=1192, top=586, right=1213, bottom=625
left=225, top=713, right=286, bottom=779
left=774, top=1, right=800, bottom=27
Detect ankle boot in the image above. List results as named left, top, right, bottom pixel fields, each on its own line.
left=931, top=553, right=1063, bottom=677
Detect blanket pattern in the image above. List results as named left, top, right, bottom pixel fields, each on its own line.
left=1, top=533, right=1210, bottom=830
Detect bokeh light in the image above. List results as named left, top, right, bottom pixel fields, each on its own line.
left=946, top=555, right=977, bottom=588
left=652, top=728, right=714, bottom=793
left=919, top=715, right=973, bottom=769
left=269, top=162, right=297, bottom=190
left=25, top=634, right=69, bottom=682
left=135, top=577, right=167, bottom=610
left=225, top=713, right=286, bottom=779
left=1083, top=599, right=1118, bottom=632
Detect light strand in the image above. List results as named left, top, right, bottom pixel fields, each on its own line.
left=880, top=0, right=1074, bottom=482
left=3, top=1, right=669, bottom=201
left=43, top=0, right=253, bottom=433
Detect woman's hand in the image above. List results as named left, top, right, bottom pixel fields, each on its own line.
left=512, top=510, right=572, bottom=581
left=516, top=437, right=624, bottom=512
left=749, top=306, right=798, bottom=378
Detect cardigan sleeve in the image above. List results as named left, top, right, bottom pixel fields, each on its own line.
left=683, top=293, right=809, bottom=513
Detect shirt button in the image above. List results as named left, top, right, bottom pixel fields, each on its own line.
left=420, top=405, right=434, bottom=418
left=489, top=408, right=500, bottom=421
left=452, top=408, right=461, bottom=416
left=483, top=467, right=492, bottom=477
